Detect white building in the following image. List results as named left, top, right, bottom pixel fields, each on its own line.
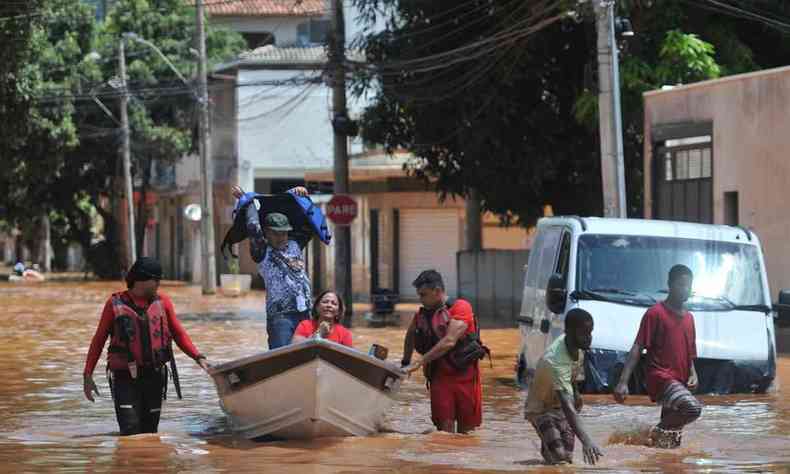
left=151, top=0, right=530, bottom=298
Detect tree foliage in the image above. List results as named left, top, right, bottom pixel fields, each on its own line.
left=0, top=0, right=244, bottom=275
left=351, top=0, right=790, bottom=225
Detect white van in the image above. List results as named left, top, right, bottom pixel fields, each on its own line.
left=515, top=217, right=788, bottom=394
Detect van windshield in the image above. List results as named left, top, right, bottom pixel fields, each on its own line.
left=577, top=234, right=767, bottom=310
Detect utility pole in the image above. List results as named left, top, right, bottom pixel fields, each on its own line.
left=330, top=0, right=353, bottom=327
left=119, top=38, right=137, bottom=266
left=595, top=0, right=627, bottom=218
left=196, top=0, right=217, bottom=294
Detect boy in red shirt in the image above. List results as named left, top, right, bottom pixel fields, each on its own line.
left=403, top=270, right=482, bottom=433
left=613, top=264, right=702, bottom=448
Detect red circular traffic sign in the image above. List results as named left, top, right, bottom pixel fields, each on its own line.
left=326, top=194, right=358, bottom=226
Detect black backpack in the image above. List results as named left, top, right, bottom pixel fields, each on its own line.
left=446, top=301, right=492, bottom=371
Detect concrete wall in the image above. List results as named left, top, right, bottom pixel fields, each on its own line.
left=643, top=66, right=790, bottom=297
left=458, top=250, right=530, bottom=326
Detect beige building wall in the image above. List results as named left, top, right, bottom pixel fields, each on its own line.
left=310, top=191, right=529, bottom=300
left=483, top=213, right=530, bottom=249
left=643, top=65, right=790, bottom=295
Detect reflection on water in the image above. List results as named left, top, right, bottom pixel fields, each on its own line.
left=2, top=281, right=790, bottom=472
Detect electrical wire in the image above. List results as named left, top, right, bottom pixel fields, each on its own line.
left=20, top=76, right=320, bottom=105
left=237, top=81, right=317, bottom=122
left=345, top=1, right=562, bottom=83
left=705, top=0, right=790, bottom=31
left=343, top=3, right=565, bottom=106
left=679, top=0, right=790, bottom=34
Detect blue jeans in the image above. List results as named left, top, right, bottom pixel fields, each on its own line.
left=266, top=311, right=310, bottom=349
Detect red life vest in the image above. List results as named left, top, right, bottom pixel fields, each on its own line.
left=107, top=292, right=173, bottom=371
left=413, top=304, right=452, bottom=355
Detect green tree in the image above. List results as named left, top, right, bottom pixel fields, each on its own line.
left=351, top=0, right=790, bottom=225
left=0, top=0, right=244, bottom=276
left=83, top=0, right=243, bottom=274
left=0, top=0, right=93, bottom=268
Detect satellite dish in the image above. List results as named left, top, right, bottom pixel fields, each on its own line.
left=184, top=204, right=202, bottom=222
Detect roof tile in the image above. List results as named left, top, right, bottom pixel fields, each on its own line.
left=203, top=0, right=325, bottom=17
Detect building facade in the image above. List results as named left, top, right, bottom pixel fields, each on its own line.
left=643, top=65, right=790, bottom=297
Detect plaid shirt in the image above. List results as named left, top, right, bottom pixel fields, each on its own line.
left=255, top=240, right=312, bottom=318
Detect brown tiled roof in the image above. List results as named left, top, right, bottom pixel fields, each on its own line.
left=202, top=0, right=325, bottom=17
left=239, top=45, right=327, bottom=64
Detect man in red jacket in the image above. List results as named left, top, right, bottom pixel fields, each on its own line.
left=402, top=270, right=483, bottom=433
left=83, top=257, right=210, bottom=435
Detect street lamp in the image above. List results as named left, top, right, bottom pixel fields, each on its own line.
left=121, top=33, right=196, bottom=97
left=615, top=17, right=634, bottom=37
left=81, top=52, right=121, bottom=126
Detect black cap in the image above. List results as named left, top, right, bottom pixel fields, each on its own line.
left=127, top=257, right=163, bottom=283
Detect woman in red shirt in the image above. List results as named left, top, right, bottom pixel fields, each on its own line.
left=291, top=290, right=353, bottom=347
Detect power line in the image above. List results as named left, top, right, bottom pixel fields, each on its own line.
left=237, top=81, right=317, bottom=122
left=681, top=0, right=790, bottom=34
left=20, top=76, right=320, bottom=105
left=348, top=1, right=563, bottom=74
left=343, top=2, right=565, bottom=107
left=711, top=0, right=790, bottom=30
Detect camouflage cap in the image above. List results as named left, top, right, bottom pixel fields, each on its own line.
left=263, top=212, right=292, bottom=232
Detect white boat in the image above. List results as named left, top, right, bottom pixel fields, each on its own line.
left=208, top=338, right=405, bottom=440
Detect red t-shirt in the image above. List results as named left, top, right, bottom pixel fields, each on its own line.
left=432, top=299, right=478, bottom=380
left=635, top=302, right=697, bottom=400
left=294, top=320, right=353, bottom=347
left=83, top=291, right=202, bottom=376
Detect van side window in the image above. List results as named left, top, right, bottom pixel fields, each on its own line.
left=524, top=232, right=545, bottom=290
left=530, top=227, right=563, bottom=291
left=555, top=231, right=571, bottom=283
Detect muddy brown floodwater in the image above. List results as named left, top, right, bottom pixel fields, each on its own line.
left=2, top=281, right=790, bottom=473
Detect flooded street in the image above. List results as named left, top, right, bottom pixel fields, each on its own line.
left=2, top=281, right=790, bottom=472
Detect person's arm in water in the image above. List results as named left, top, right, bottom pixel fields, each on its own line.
left=83, top=300, right=115, bottom=401
left=558, top=391, right=603, bottom=465
left=405, top=318, right=467, bottom=374
left=161, top=295, right=210, bottom=371
left=687, top=360, right=698, bottom=391
left=687, top=315, right=698, bottom=391
left=613, top=342, right=643, bottom=403
left=614, top=308, right=656, bottom=403
left=402, top=315, right=417, bottom=367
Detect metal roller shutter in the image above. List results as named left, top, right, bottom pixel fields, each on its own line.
left=399, top=209, right=460, bottom=297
